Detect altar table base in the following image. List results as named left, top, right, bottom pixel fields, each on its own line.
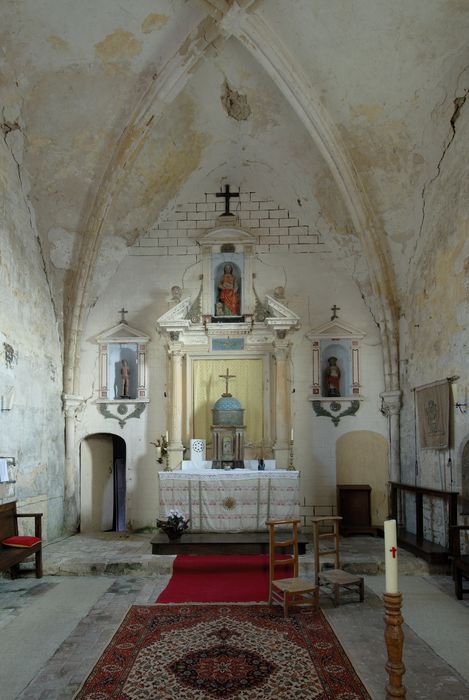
left=151, top=531, right=308, bottom=556
left=158, top=470, right=300, bottom=532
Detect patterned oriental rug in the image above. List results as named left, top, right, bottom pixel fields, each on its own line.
left=157, top=554, right=294, bottom=603
left=75, top=605, right=371, bottom=699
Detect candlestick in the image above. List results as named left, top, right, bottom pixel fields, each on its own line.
left=287, top=437, right=295, bottom=471
left=383, top=592, right=406, bottom=699
left=384, top=519, right=398, bottom=594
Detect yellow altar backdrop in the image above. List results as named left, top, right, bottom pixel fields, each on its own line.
left=192, top=359, right=263, bottom=445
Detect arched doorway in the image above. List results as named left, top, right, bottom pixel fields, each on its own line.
left=80, top=433, right=126, bottom=532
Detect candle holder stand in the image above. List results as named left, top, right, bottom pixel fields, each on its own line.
left=287, top=440, right=295, bottom=471
left=383, top=592, right=406, bottom=699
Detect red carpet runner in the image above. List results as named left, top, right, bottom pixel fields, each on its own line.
left=157, top=554, right=293, bottom=603
left=76, top=604, right=372, bottom=699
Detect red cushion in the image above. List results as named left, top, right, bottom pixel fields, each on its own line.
left=2, top=535, right=41, bottom=548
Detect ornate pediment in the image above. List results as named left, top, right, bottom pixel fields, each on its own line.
left=96, top=322, right=150, bottom=344
left=157, top=223, right=300, bottom=347
left=264, top=295, right=300, bottom=330
left=156, top=294, right=300, bottom=345
left=95, top=321, right=150, bottom=404
left=306, top=319, right=365, bottom=341
left=306, top=317, right=365, bottom=404
left=156, top=298, right=193, bottom=331
left=197, top=223, right=257, bottom=247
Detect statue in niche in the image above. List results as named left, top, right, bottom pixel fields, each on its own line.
left=325, top=356, right=341, bottom=397
left=217, top=264, right=240, bottom=316
left=120, top=359, right=130, bottom=398
left=171, top=285, right=182, bottom=302
left=274, top=286, right=285, bottom=300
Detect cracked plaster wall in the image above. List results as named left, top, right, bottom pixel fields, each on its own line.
left=399, top=100, right=469, bottom=518
left=0, top=137, right=65, bottom=540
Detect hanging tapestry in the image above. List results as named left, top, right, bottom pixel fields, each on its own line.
left=416, top=380, right=450, bottom=449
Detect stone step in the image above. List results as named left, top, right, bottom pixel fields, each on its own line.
left=29, top=531, right=433, bottom=578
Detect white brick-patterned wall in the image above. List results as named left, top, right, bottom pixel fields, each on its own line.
left=130, top=192, right=324, bottom=256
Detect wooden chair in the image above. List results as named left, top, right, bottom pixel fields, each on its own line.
left=266, top=518, right=319, bottom=617
left=452, top=524, right=469, bottom=600
left=311, top=516, right=364, bottom=606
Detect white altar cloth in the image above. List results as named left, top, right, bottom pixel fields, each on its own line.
left=158, top=470, right=299, bottom=532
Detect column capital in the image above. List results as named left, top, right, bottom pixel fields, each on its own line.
left=380, top=390, right=402, bottom=416
left=62, top=394, right=84, bottom=418
left=273, top=339, right=290, bottom=359
left=168, top=343, right=184, bottom=357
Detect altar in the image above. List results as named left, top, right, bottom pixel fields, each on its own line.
left=158, top=469, right=300, bottom=533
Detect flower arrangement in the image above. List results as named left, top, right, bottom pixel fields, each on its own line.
left=150, top=434, right=169, bottom=470
left=156, top=509, right=190, bottom=539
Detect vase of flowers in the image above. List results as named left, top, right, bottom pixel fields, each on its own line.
left=156, top=509, right=190, bottom=540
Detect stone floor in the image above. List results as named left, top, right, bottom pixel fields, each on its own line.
left=0, top=531, right=468, bottom=699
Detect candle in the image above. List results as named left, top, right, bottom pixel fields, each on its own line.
left=290, top=428, right=294, bottom=442
left=452, top=382, right=459, bottom=403
left=165, top=431, right=169, bottom=442
left=156, top=446, right=161, bottom=459
left=384, top=519, right=398, bottom=593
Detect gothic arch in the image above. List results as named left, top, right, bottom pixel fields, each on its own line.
left=64, top=3, right=398, bottom=401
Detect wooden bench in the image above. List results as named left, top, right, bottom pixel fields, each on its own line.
left=453, top=525, right=469, bottom=600
left=0, top=501, right=43, bottom=578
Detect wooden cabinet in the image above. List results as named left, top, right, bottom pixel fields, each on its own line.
left=336, top=484, right=377, bottom=536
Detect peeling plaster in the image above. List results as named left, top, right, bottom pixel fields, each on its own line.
left=141, top=131, right=209, bottom=208
left=221, top=80, right=251, bottom=120
left=141, top=13, right=169, bottom=34
left=47, top=35, right=69, bottom=51
left=312, top=171, right=350, bottom=233
left=350, top=103, right=385, bottom=123
left=48, top=227, right=76, bottom=270
left=95, top=28, right=143, bottom=63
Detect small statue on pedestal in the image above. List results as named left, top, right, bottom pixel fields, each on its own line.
left=120, top=359, right=130, bottom=398
left=325, top=356, right=341, bottom=397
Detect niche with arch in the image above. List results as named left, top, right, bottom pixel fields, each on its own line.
left=306, top=319, right=365, bottom=425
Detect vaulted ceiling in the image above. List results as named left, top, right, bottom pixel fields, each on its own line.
left=2, top=0, right=468, bottom=391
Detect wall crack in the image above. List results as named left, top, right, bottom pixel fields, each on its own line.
left=2, top=115, right=60, bottom=331
left=409, top=87, right=468, bottom=282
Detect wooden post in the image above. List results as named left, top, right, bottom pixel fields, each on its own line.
left=383, top=592, right=406, bottom=699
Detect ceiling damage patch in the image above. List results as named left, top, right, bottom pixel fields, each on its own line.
left=141, top=13, right=169, bottom=34
left=95, top=28, right=143, bottom=63
left=221, top=80, right=251, bottom=121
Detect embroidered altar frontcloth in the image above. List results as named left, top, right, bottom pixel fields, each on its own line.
left=158, top=470, right=300, bottom=532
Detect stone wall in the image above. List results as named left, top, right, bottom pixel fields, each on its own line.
left=130, top=191, right=323, bottom=258
left=399, top=100, right=469, bottom=531
left=0, top=138, right=65, bottom=540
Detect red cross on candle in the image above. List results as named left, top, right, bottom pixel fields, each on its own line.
left=389, top=546, right=397, bottom=558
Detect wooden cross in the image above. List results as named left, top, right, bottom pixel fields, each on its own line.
left=330, top=304, right=340, bottom=321
left=220, top=368, right=236, bottom=396
left=216, top=184, right=239, bottom=216
left=119, top=307, right=128, bottom=322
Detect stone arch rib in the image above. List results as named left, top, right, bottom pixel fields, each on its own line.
left=65, top=4, right=399, bottom=398
left=222, top=9, right=399, bottom=392
left=63, top=15, right=222, bottom=397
